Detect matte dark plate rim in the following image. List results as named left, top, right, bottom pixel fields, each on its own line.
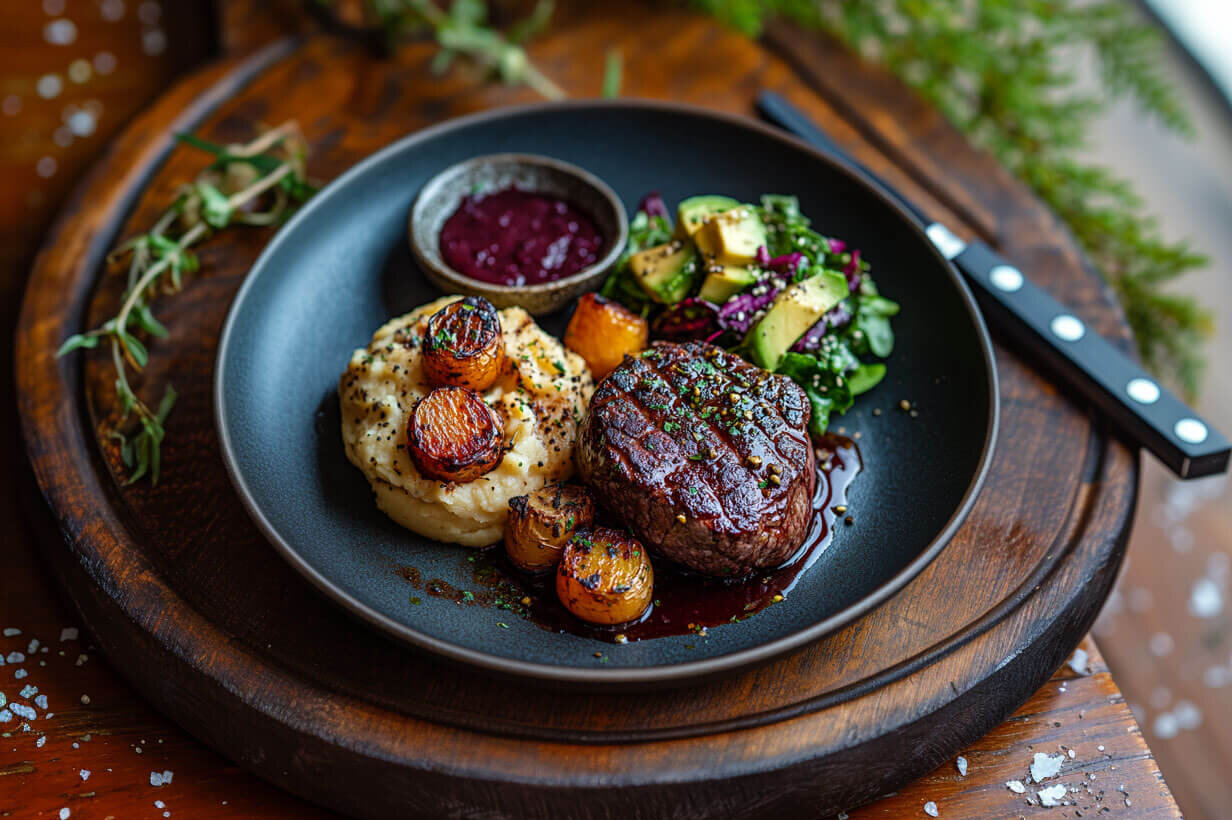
left=214, top=98, right=1000, bottom=685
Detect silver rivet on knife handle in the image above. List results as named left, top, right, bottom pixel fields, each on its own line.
left=925, top=223, right=967, bottom=260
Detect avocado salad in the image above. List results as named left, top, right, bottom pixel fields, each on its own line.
left=599, top=193, right=899, bottom=435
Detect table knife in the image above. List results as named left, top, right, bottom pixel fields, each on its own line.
left=756, top=90, right=1229, bottom=479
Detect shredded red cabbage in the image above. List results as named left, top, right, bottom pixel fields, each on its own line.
left=842, top=249, right=863, bottom=290
left=717, top=286, right=781, bottom=336
left=652, top=298, right=724, bottom=343
left=766, top=251, right=805, bottom=276
left=637, top=192, right=669, bottom=220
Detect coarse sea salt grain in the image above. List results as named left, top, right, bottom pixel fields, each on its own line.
left=19, top=685, right=37, bottom=699
left=150, top=771, right=164, bottom=787
left=154, top=800, right=164, bottom=809
left=15, top=669, right=28, bottom=679
left=80, top=769, right=90, bottom=781
left=1031, top=752, right=1064, bottom=782
left=36, top=735, right=45, bottom=748
left=924, top=801, right=939, bottom=817
left=10, top=703, right=36, bottom=721
left=1006, top=781, right=1026, bottom=794
left=1068, top=647, right=1090, bottom=676
left=35, top=695, right=47, bottom=710
left=59, top=809, right=70, bottom=820
left=2, top=628, right=20, bottom=637
left=956, top=756, right=968, bottom=777
left=0, top=709, right=12, bottom=723
left=1037, top=784, right=1068, bottom=807
left=5, top=652, right=24, bottom=664
left=27, top=639, right=39, bottom=654
left=60, top=628, right=78, bottom=642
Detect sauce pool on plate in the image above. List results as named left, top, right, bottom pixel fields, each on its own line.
left=439, top=187, right=605, bottom=286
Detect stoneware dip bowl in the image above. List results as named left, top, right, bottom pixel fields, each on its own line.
left=409, top=153, right=628, bottom=314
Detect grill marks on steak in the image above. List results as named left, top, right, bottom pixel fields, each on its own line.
left=576, top=341, right=816, bottom=576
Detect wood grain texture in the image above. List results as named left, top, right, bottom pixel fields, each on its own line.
left=12, top=3, right=1157, bottom=818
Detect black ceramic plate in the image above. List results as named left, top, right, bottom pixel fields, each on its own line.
left=216, top=100, right=997, bottom=686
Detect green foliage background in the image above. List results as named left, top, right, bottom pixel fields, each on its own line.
left=690, top=0, right=1211, bottom=396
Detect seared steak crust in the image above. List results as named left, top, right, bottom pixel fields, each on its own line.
left=576, top=341, right=816, bottom=576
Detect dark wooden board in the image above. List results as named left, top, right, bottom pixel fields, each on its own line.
left=14, top=5, right=1139, bottom=818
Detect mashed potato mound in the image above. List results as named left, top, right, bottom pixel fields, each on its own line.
left=339, top=296, right=593, bottom=547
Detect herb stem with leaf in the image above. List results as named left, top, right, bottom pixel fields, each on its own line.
left=57, top=122, right=317, bottom=484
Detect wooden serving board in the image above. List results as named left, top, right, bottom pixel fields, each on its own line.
left=15, top=5, right=1139, bottom=818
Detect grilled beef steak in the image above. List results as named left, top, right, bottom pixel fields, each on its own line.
left=576, top=341, right=816, bottom=576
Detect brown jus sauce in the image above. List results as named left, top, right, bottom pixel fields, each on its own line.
left=396, top=435, right=862, bottom=643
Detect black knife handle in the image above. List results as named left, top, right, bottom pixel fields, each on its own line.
left=755, top=90, right=1229, bottom=479
left=952, top=240, right=1228, bottom=478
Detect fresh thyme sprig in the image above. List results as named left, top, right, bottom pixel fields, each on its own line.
left=57, top=122, right=317, bottom=484
left=333, top=0, right=564, bottom=98
left=690, top=0, right=1212, bottom=397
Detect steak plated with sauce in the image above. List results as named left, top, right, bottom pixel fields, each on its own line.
left=576, top=341, right=816, bottom=577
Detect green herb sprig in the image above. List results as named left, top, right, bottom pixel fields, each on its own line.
left=57, top=122, right=317, bottom=484
left=691, top=0, right=1212, bottom=396
left=343, top=0, right=564, bottom=99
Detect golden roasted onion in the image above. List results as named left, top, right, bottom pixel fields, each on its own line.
left=556, top=527, right=654, bottom=625
left=422, top=296, right=506, bottom=391
left=563, top=293, right=648, bottom=381
left=504, top=484, right=596, bottom=572
left=406, top=386, right=503, bottom=483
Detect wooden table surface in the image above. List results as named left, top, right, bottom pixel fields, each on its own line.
left=0, top=1, right=1182, bottom=817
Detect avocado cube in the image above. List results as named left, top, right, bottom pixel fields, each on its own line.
left=675, top=195, right=740, bottom=239
left=694, top=207, right=767, bottom=266
left=629, top=240, right=700, bottom=304
left=698, top=264, right=757, bottom=304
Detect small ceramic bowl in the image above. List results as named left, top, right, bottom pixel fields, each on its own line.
left=409, top=154, right=628, bottom=315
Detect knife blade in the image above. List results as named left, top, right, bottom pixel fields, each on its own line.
left=756, top=90, right=1228, bottom=479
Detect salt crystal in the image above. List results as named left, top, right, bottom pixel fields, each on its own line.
left=59, top=809, right=69, bottom=820
left=154, top=800, right=165, bottom=809
left=19, top=685, right=37, bottom=699
left=35, top=695, right=47, bottom=710
left=2, top=629, right=19, bottom=637
left=1067, top=749, right=1076, bottom=759
left=6, top=653, right=24, bottom=664
left=924, top=801, right=939, bottom=817
left=10, top=704, right=36, bottom=721
left=0, top=692, right=5, bottom=707
left=1068, top=648, right=1090, bottom=676
left=163, top=813, right=170, bottom=819
left=151, top=771, right=164, bottom=787
left=1154, top=712, right=1179, bottom=739
left=14, top=669, right=27, bottom=679
left=1006, top=780, right=1026, bottom=793
left=36, top=735, right=45, bottom=747
left=1030, top=752, right=1064, bottom=782
left=59, top=628, right=78, bottom=642
left=1097, top=745, right=1105, bottom=751
left=0, top=709, right=11, bottom=722
left=1037, top=784, right=1067, bottom=807
left=956, top=755, right=967, bottom=777
left=80, top=769, right=90, bottom=781
left=75, top=654, right=88, bottom=667
left=1174, top=700, right=1202, bottom=730
left=80, top=694, right=90, bottom=705
left=72, top=742, right=79, bottom=749
left=1148, top=633, right=1174, bottom=657
left=27, top=639, right=39, bottom=654
left=163, top=769, right=174, bottom=783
